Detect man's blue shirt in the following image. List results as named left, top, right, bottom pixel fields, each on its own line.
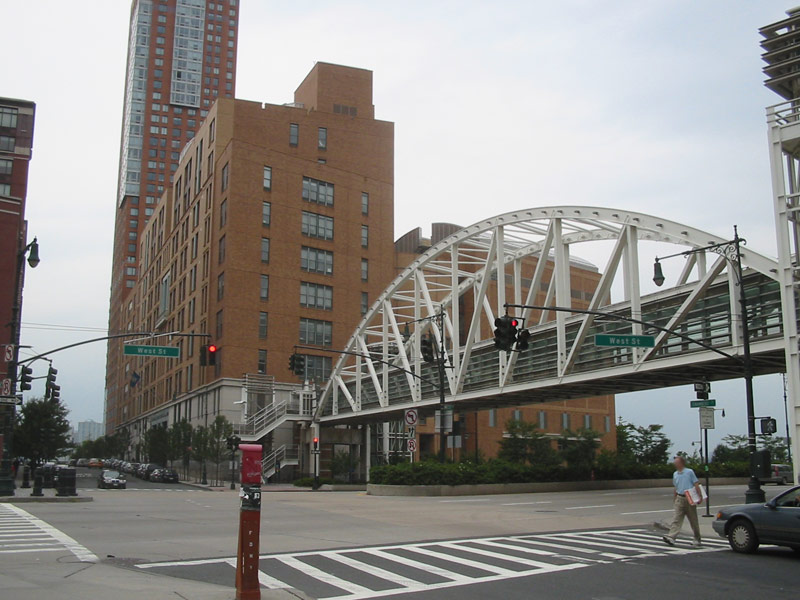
left=673, top=468, right=698, bottom=494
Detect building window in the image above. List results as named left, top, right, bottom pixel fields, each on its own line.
left=562, top=413, right=570, bottom=431
left=300, top=281, right=333, bottom=310
left=218, top=235, right=226, bottom=263
left=604, top=416, right=611, bottom=433
left=301, top=176, right=334, bottom=206
left=0, top=136, right=15, bottom=151
left=217, top=272, right=225, bottom=300
left=488, top=409, right=496, bottom=428
left=0, top=183, right=10, bottom=196
left=583, top=414, right=592, bottom=430
left=538, top=410, right=547, bottom=430
left=289, top=123, right=298, bottom=146
left=513, top=409, right=522, bottom=422
left=260, top=275, right=269, bottom=300
left=262, top=201, right=271, bottom=226
left=216, top=309, right=224, bottom=339
left=0, top=159, right=12, bottom=175
left=361, top=192, right=369, bottom=215
left=300, top=354, right=332, bottom=381
left=301, top=246, right=333, bottom=275
left=220, top=199, right=227, bottom=227
left=209, top=118, right=215, bottom=141
left=221, top=162, right=229, bottom=191
left=261, top=237, right=270, bottom=263
left=257, top=349, right=267, bottom=374
left=361, top=225, right=369, bottom=248
left=258, top=312, right=268, bottom=339
left=301, top=211, right=334, bottom=240
left=0, top=107, right=18, bottom=128
left=361, top=259, right=368, bottom=281
left=318, top=127, right=327, bottom=150
left=360, top=292, right=368, bottom=315
left=299, top=318, right=333, bottom=346
left=263, top=165, right=272, bottom=190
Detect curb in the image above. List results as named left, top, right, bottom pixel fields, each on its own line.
left=0, top=495, right=93, bottom=503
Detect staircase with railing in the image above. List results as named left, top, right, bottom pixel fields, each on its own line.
left=261, top=444, right=300, bottom=481
left=233, top=395, right=311, bottom=442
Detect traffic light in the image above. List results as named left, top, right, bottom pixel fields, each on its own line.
left=312, top=436, right=320, bottom=452
left=289, top=353, right=296, bottom=372
left=294, top=354, right=306, bottom=376
left=516, top=329, right=531, bottom=351
left=19, top=366, right=33, bottom=391
left=207, top=344, right=218, bottom=366
left=493, top=315, right=519, bottom=351
left=45, top=366, right=58, bottom=399
left=226, top=435, right=242, bottom=451
left=694, top=381, right=711, bottom=400
left=200, top=345, right=208, bottom=366
left=760, top=418, right=778, bottom=435
left=50, top=384, right=61, bottom=402
left=420, top=336, right=435, bottom=363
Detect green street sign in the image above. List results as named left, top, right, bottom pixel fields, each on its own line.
left=123, top=344, right=180, bottom=358
left=594, top=334, right=655, bottom=348
left=690, top=399, right=716, bottom=408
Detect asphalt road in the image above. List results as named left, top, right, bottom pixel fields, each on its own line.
left=1, top=483, right=797, bottom=599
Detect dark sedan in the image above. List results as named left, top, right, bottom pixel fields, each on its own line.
left=98, top=469, right=127, bottom=489
left=713, top=485, right=800, bottom=553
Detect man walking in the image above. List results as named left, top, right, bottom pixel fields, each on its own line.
left=662, top=455, right=702, bottom=547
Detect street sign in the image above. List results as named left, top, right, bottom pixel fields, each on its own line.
left=3, top=345, right=13, bottom=362
left=690, top=399, right=716, bottom=408
left=404, top=409, right=418, bottom=427
left=407, top=426, right=416, bottom=438
left=1, top=378, right=10, bottom=397
left=594, top=334, right=655, bottom=348
left=123, top=344, right=180, bottom=358
left=699, top=407, right=715, bottom=430
left=407, top=439, right=417, bottom=453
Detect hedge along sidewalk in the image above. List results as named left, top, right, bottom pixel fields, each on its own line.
left=367, top=477, right=750, bottom=497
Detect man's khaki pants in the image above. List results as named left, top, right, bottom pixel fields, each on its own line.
left=666, top=494, right=701, bottom=542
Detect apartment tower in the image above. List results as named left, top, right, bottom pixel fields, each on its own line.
left=106, top=0, right=239, bottom=431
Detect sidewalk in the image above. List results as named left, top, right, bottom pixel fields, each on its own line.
left=2, top=559, right=310, bottom=600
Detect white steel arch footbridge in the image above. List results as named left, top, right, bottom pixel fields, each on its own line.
left=314, top=207, right=788, bottom=426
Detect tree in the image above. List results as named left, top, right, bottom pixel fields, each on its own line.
left=192, top=426, right=210, bottom=482
left=712, top=434, right=749, bottom=463
left=14, top=396, right=72, bottom=463
left=760, top=436, right=789, bottom=464
left=498, top=420, right=559, bottom=466
left=629, top=424, right=672, bottom=465
left=559, top=429, right=601, bottom=476
left=169, top=420, right=193, bottom=474
left=331, top=448, right=359, bottom=483
left=143, top=424, right=170, bottom=466
left=207, top=415, right=233, bottom=485
left=615, top=420, right=636, bottom=460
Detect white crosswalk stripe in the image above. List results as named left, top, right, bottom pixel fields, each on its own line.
left=137, top=527, right=729, bottom=599
left=0, top=504, right=98, bottom=561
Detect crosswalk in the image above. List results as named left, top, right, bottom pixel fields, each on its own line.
left=0, top=503, right=98, bottom=561
left=136, top=528, right=730, bottom=599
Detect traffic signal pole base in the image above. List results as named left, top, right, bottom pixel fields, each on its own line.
left=745, top=476, right=766, bottom=504
left=0, top=475, right=15, bottom=497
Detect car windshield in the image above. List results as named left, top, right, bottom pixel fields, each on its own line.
left=104, top=471, right=121, bottom=478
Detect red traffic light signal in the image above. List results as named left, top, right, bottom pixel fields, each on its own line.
left=313, top=437, right=320, bottom=451
left=208, top=344, right=217, bottom=353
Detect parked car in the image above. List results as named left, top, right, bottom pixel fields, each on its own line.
left=760, top=464, right=795, bottom=486
left=76, top=458, right=89, bottom=468
left=129, top=462, right=140, bottom=475
left=68, top=459, right=77, bottom=467
left=87, top=458, right=103, bottom=468
left=713, top=485, right=800, bottom=553
left=98, top=469, right=127, bottom=489
left=150, top=468, right=179, bottom=483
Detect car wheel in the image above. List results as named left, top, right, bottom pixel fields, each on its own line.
left=780, top=477, right=787, bottom=486
left=728, top=520, right=759, bottom=554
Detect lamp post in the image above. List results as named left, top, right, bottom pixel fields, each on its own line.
left=654, top=226, right=765, bottom=504
left=0, top=237, right=40, bottom=497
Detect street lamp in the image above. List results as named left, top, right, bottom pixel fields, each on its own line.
left=654, top=226, right=765, bottom=504
left=0, top=237, right=41, bottom=497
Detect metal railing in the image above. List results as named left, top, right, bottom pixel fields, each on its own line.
left=767, top=99, right=800, bottom=126
left=262, top=444, right=300, bottom=480
left=233, top=396, right=310, bottom=439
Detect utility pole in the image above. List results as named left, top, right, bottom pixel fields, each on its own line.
left=436, top=311, right=447, bottom=464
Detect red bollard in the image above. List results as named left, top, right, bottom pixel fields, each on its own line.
left=236, top=443, right=263, bottom=600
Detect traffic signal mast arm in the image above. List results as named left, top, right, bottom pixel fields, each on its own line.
left=503, top=303, right=739, bottom=363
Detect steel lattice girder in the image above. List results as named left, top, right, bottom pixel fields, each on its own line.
left=315, top=206, right=782, bottom=424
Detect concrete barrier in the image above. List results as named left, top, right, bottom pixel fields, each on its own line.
left=367, top=477, right=750, bottom=497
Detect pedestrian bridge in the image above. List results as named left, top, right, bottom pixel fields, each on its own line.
left=313, top=207, right=788, bottom=425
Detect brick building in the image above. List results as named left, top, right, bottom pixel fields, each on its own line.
left=110, top=63, right=395, bottom=457
left=106, top=0, right=240, bottom=433
left=394, top=224, right=616, bottom=462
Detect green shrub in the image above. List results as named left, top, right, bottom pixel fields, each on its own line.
left=292, top=477, right=334, bottom=487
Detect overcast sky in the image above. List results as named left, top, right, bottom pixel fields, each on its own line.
left=1, top=1, right=795, bottom=456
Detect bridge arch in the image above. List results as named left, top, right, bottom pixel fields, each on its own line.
left=316, top=207, right=783, bottom=423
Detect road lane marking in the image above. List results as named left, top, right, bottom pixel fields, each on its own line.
left=620, top=509, right=674, bottom=515
left=277, top=555, right=374, bottom=595
left=564, top=504, right=616, bottom=510
left=0, top=504, right=97, bottom=562
left=438, top=499, right=490, bottom=503
left=501, top=501, right=553, bottom=506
